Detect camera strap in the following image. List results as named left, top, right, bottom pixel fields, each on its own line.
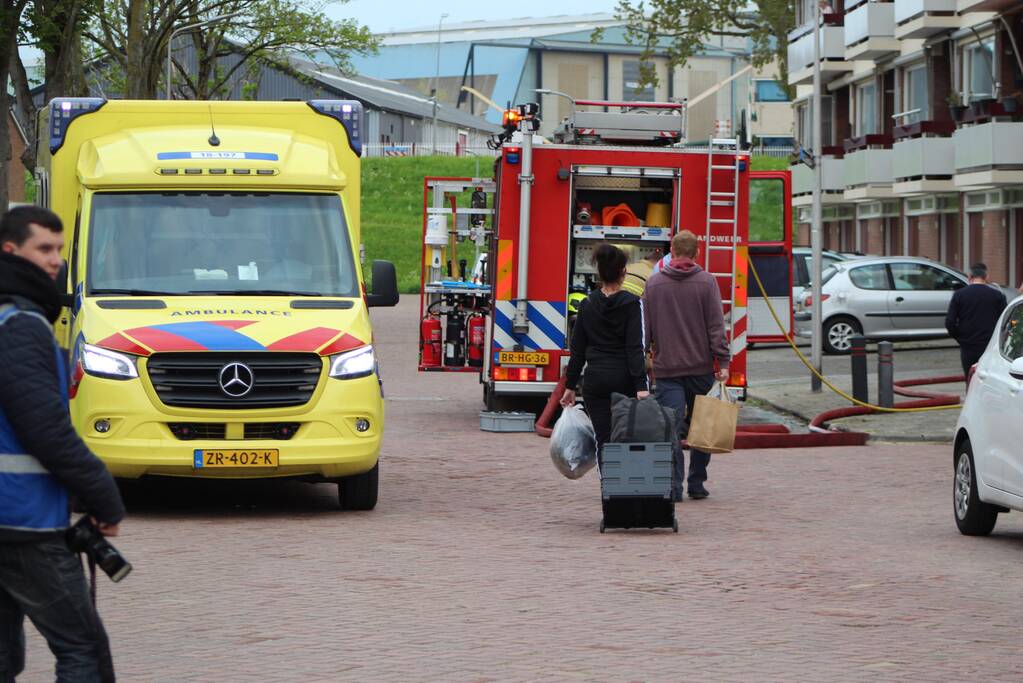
left=88, top=555, right=98, bottom=606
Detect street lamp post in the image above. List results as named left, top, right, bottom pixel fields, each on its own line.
left=810, top=0, right=824, bottom=392
left=431, top=13, right=449, bottom=154
left=166, top=11, right=244, bottom=100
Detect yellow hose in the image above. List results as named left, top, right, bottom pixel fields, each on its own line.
left=746, top=257, right=962, bottom=413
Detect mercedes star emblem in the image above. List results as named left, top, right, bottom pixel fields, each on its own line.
left=218, top=362, right=255, bottom=398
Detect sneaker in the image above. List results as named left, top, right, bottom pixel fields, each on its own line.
left=688, top=487, right=710, bottom=500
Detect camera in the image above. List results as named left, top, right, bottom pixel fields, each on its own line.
left=66, top=516, right=132, bottom=583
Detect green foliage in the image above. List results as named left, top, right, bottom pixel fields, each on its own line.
left=606, top=0, right=795, bottom=87
left=24, top=171, right=36, bottom=203
left=362, top=156, right=485, bottom=294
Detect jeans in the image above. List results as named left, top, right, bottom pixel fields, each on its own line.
left=655, top=374, right=715, bottom=498
left=0, top=537, right=115, bottom=682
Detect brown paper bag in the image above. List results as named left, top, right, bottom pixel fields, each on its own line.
left=686, top=382, right=739, bottom=454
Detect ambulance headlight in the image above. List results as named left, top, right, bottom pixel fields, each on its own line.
left=80, top=343, right=138, bottom=379
left=329, top=345, right=375, bottom=379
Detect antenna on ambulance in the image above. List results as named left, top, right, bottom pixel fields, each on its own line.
left=207, top=105, right=220, bottom=147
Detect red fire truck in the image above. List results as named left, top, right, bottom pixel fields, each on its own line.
left=418, top=99, right=791, bottom=410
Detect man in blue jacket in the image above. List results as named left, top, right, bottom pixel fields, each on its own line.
left=0, top=206, right=126, bottom=682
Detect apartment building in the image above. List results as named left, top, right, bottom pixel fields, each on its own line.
left=788, top=0, right=1023, bottom=287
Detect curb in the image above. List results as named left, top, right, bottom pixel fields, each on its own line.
left=747, top=393, right=953, bottom=444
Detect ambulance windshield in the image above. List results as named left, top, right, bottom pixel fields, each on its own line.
left=86, top=192, right=359, bottom=297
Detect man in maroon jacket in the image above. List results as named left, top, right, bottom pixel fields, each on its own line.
left=643, top=230, right=730, bottom=500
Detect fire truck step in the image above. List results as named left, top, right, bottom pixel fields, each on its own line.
left=708, top=218, right=736, bottom=224
left=710, top=191, right=735, bottom=197
left=711, top=165, right=738, bottom=170
left=709, top=201, right=735, bottom=207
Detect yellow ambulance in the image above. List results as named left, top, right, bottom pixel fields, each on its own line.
left=36, top=98, right=398, bottom=509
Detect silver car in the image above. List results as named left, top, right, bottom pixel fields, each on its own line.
left=794, top=256, right=975, bottom=354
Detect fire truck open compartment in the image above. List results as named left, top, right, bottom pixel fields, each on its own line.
left=568, top=167, right=676, bottom=290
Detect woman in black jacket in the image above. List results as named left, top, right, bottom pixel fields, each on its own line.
left=560, top=243, right=649, bottom=449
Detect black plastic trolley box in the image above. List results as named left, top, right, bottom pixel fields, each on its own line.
left=599, top=442, right=677, bottom=533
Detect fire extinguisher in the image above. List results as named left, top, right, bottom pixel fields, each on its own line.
left=420, top=314, right=442, bottom=367
left=467, top=313, right=486, bottom=367
left=444, top=308, right=466, bottom=367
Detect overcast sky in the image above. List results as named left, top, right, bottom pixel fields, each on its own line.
left=327, top=0, right=620, bottom=33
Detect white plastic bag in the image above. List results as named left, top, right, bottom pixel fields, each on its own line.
left=550, top=405, right=597, bottom=479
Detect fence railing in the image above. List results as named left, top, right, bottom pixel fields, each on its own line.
left=361, top=142, right=794, bottom=159
left=361, top=143, right=499, bottom=158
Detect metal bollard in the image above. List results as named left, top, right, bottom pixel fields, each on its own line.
left=877, top=341, right=894, bottom=408
left=850, top=336, right=868, bottom=403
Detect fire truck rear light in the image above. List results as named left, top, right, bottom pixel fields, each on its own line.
left=494, top=367, right=537, bottom=381
left=505, top=147, right=521, bottom=164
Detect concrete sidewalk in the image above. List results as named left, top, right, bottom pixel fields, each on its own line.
left=747, top=370, right=963, bottom=443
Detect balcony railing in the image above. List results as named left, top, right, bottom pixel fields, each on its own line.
left=787, top=24, right=850, bottom=86
left=791, top=155, right=846, bottom=195
left=845, top=2, right=898, bottom=59
left=845, top=147, right=894, bottom=187
left=894, top=0, right=957, bottom=39
left=954, top=121, right=1023, bottom=175
left=893, top=137, right=955, bottom=180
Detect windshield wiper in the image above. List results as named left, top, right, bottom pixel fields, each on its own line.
left=91, top=289, right=179, bottom=296
left=186, top=289, right=324, bottom=297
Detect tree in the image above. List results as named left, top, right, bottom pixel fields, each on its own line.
left=84, top=0, right=377, bottom=100
left=604, top=0, right=795, bottom=88
left=0, top=0, right=31, bottom=209
left=11, top=0, right=95, bottom=176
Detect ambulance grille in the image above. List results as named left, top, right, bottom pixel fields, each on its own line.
left=147, top=353, right=322, bottom=409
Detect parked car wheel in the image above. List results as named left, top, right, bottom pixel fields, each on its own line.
left=339, top=463, right=379, bottom=511
left=953, top=439, right=998, bottom=536
left=823, top=316, right=861, bottom=354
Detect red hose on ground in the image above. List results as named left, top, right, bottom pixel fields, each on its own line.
left=809, top=375, right=964, bottom=432
left=535, top=373, right=568, bottom=438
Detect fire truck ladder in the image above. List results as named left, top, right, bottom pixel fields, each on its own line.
left=704, top=138, right=741, bottom=343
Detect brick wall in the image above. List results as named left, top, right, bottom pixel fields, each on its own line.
left=916, top=214, right=940, bottom=261
left=981, top=209, right=1008, bottom=286
left=864, top=218, right=884, bottom=255
left=796, top=222, right=810, bottom=247
left=6, top=112, right=25, bottom=203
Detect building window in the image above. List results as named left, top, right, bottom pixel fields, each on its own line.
left=622, top=60, right=655, bottom=102
left=754, top=80, right=789, bottom=103
left=965, top=39, right=996, bottom=103
left=901, top=64, right=928, bottom=124
left=855, top=81, right=877, bottom=136
left=795, top=96, right=833, bottom=150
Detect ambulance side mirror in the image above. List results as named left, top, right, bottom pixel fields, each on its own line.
left=366, top=260, right=399, bottom=308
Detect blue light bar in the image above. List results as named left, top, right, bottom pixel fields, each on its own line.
left=307, top=100, right=363, bottom=156
left=49, top=98, right=107, bottom=154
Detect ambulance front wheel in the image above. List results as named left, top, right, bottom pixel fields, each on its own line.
left=339, top=463, right=379, bottom=511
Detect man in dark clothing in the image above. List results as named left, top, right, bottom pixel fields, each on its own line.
left=644, top=230, right=730, bottom=501
left=946, top=262, right=1007, bottom=378
left=0, top=206, right=126, bottom=682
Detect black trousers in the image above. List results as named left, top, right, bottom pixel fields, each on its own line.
left=581, top=365, right=636, bottom=453
left=960, top=345, right=985, bottom=379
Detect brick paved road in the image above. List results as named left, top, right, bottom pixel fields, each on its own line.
left=20, top=300, right=1023, bottom=681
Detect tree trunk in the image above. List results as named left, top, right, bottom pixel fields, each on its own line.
left=9, top=44, right=35, bottom=174
left=124, top=0, right=147, bottom=98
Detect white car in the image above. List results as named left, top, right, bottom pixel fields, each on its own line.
left=953, top=297, right=1023, bottom=535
